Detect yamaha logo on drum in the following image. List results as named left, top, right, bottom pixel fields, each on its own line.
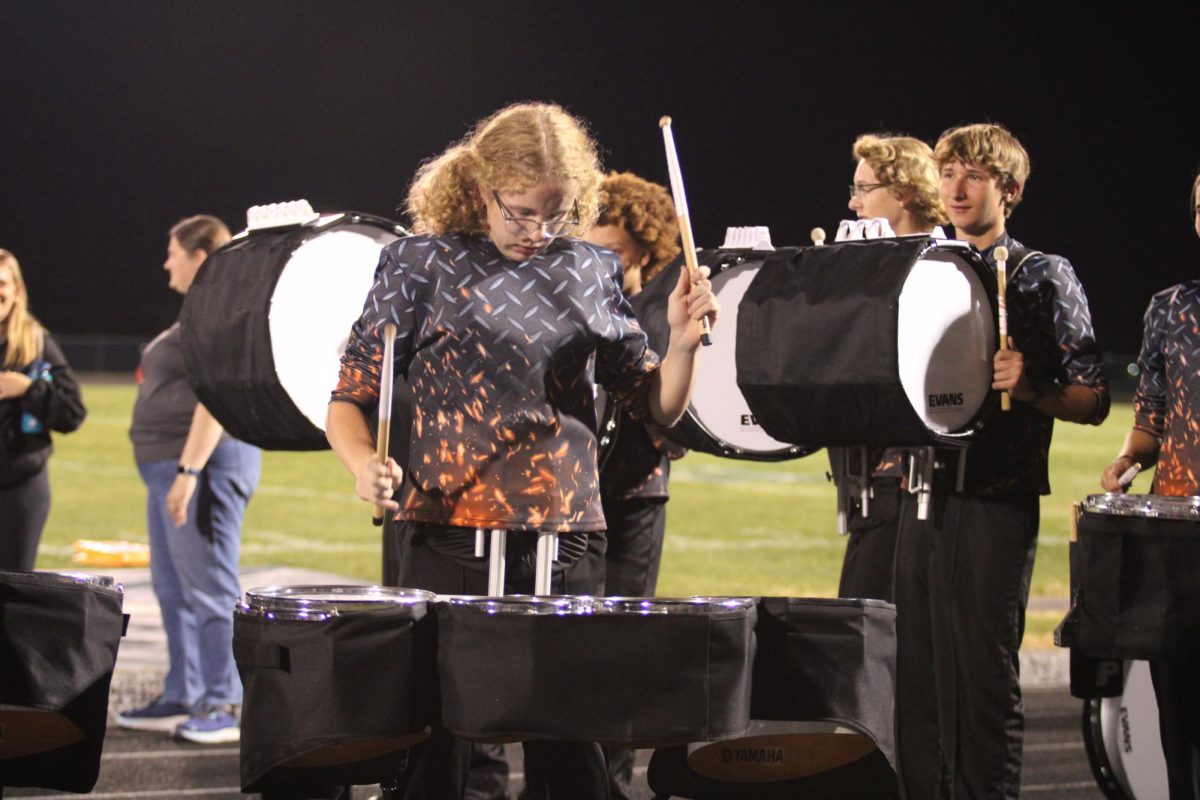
left=720, top=746, right=787, bottom=766
left=927, top=392, right=965, bottom=412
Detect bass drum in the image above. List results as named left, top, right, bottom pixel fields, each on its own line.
left=1083, top=660, right=1168, bottom=800
left=737, top=237, right=997, bottom=448
left=181, top=212, right=406, bottom=450
left=632, top=249, right=812, bottom=461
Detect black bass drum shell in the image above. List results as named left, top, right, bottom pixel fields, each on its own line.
left=736, top=237, right=997, bottom=448
left=181, top=212, right=405, bottom=450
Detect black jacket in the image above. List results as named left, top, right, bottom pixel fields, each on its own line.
left=0, top=330, right=86, bottom=488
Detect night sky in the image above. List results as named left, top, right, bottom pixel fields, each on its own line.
left=1, top=2, right=1196, bottom=353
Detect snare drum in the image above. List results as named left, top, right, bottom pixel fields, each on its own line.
left=436, top=595, right=755, bottom=745
left=0, top=571, right=124, bottom=793
left=181, top=212, right=406, bottom=450
left=1072, top=494, right=1200, bottom=660
left=233, top=585, right=436, bottom=792
left=631, top=249, right=812, bottom=460
left=737, top=237, right=998, bottom=447
left=1083, top=660, right=1168, bottom=800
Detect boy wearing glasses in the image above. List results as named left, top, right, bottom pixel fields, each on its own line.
left=893, top=123, right=1109, bottom=799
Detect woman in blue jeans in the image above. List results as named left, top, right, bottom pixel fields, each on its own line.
left=118, top=215, right=261, bottom=744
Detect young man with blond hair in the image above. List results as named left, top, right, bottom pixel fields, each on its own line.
left=893, top=123, right=1109, bottom=799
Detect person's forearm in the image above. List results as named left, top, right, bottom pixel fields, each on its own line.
left=178, top=404, right=226, bottom=469
left=1114, top=429, right=1160, bottom=468
left=326, top=401, right=377, bottom=475
left=1029, top=383, right=1103, bottom=424
left=649, top=333, right=700, bottom=427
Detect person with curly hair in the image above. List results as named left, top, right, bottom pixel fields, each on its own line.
left=847, top=133, right=949, bottom=235
left=584, top=171, right=685, bottom=800
left=835, top=134, right=948, bottom=607
left=327, top=103, right=720, bottom=799
left=0, top=248, right=86, bottom=571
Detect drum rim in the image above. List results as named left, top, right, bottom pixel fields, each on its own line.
left=2, top=570, right=121, bottom=592
left=1082, top=492, right=1200, bottom=519
left=242, top=584, right=436, bottom=616
left=442, top=595, right=756, bottom=615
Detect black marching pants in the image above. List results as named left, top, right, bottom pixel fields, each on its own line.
left=1151, top=657, right=1200, bottom=799
left=893, top=492, right=1037, bottom=800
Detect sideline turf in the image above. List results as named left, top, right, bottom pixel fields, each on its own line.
left=38, top=381, right=1135, bottom=610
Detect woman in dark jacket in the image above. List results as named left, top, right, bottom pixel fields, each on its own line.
left=0, top=248, right=86, bottom=571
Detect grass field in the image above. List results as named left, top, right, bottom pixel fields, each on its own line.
left=37, top=380, right=1136, bottom=646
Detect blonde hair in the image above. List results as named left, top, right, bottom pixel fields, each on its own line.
left=0, top=249, right=44, bottom=368
left=169, top=215, right=231, bottom=255
left=406, top=102, right=603, bottom=235
left=853, top=134, right=949, bottom=228
left=933, top=123, right=1031, bottom=218
left=595, top=171, right=681, bottom=282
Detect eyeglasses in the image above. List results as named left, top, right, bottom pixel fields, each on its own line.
left=492, top=191, right=580, bottom=239
left=848, top=182, right=887, bottom=200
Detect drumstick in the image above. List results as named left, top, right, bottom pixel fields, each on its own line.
left=659, top=116, right=712, bottom=347
left=1118, top=461, right=1142, bottom=489
left=372, top=322, right=398, bottom=526
left=810, top=227, right=826, bottom=246
left=994, top=245, right=1011, bottom=412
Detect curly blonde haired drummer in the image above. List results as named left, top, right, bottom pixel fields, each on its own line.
left=847, top=133, right=949, bottom=236
left=327, top=102, right=719, bottom=799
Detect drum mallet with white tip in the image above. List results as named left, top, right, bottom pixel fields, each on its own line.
left=994, top=245, right=1011, bottom=412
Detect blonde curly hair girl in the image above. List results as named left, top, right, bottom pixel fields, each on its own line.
left=407, top=102, right=603, bottom=236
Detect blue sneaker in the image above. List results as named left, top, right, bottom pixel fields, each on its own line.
left=173, top=704, right=240, bottom=744
left=115, top=696, right=191, bottom=732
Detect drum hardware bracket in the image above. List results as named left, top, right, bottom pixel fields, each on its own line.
left=907, top=447, right=938, bottom=521
left=534, top=531, right=558, bottom=595
left=832, top=446, right=872, bottom=533
left=487, top=530, right=507, bottom=597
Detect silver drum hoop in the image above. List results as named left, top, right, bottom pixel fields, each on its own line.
left=1082, top=493, right=1200, bottom=521
left=241, top=585, right=435, bottom=621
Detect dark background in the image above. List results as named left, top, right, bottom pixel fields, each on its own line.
left=1, top=2, right=1196, bottom=353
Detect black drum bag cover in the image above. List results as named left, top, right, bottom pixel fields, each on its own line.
left=436, top=602, right=755, bottom=745
left=181, top=227, right=324, bottom=450
left=1067, top=511, right=1200, bottom=661
left=647, top=597, right=898, bottom=800
left=736, top=238, right=996, bottom=448
left=233, top=605, right=438, bottom=792
left=0, top=572, right=124, bottom=792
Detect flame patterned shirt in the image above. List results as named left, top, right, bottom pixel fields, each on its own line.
left=960, top=233, right=1109, bottom=495
left=1133, top=280, right=1200, bottom=497
left=333, top=234, right=661, bottom=532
